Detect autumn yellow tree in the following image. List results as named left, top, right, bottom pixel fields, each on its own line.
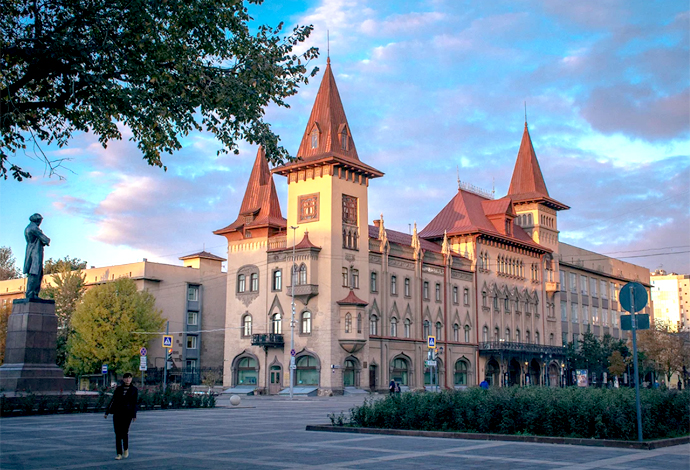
left=635, top=320, right=687, bottom=385
left=67, top=278, right=164, bottom=379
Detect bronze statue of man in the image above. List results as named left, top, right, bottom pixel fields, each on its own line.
left=24, top=213, right=50, bottom=299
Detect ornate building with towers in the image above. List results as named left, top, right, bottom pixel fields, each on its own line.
left=215, top=59, right=651, bottom=395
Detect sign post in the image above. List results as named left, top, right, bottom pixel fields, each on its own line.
left=619, top=281, right=648, bottom=443
left=101, top=364, right=108, bottom=388
left=139, top=347, right=147, bottom=388
left=162, top=321, right=170, bottom=389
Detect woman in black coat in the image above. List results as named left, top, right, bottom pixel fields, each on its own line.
left=104, top=373, right=138, bottom=460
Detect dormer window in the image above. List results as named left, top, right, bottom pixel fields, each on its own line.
left=340, top=130, right=348, bottom=151
left=310, top=128, right=319, bottom=149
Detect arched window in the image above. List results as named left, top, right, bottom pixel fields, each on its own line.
left=423, top=320, right=430, bottom=339
left=390, top=317, right=398, bottom=337
left=237, top=274, right=246, bottom=293
left=272, top=270, right=282, bottom=291
left=357, top=313, right=362, bottom=334
left=345, top=313, right=352, bottom=334
left=525, top=330, right=531, bottom=343
left=296, top=355, right=319, bottom=385
left=391, top=358, right=409, bottom=385
left=464, top=325, right=471, bottom=342
left=237, top=357, right=258, bottom=385
left=482, top=291, right=487, bottom=307
left=301, top=311, right=312, bottom=334
left=453, top=323, right=460, bottom=342
left=370, top=314, right=378, bottom=336
left=435, top=321, right=442, bottom=339
left=549, top=333, right=554, bottom=345
left=310, top=128, right=318, bottom=149
left=515, top=328, right=520, bottom=343
left=404, top=318, right=411, bottom=338
left=505, top=328, right=510, bottom=341
left=250, top=273, right=259, bottom=292
left=299, top=264, right=307, bottom=285
left=494, top=327, right=499, bottom=341
left=482, top=326, right=489, bottom=342
left=454, top=360, right=469, bottom=385
left=242, top=314, right=252, bottom=337
left=535, top=331, right=540, bottom=344
left=272, top=313, right=282, bottom=334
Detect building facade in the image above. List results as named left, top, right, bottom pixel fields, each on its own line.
left=0, top=253, right=227, bottom=384
left=651, top=270, right=690, bottom=331
left=217, top=60, right=654, bottom=395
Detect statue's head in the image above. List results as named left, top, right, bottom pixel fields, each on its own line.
left=29, top=213, right=43, bottom=225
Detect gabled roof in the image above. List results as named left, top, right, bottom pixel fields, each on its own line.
left=179, top=251, right=226, bottom=262
left=214, top=146, right=286, bottom=235
left=507, top=124, right=569, bottom=211
left=294, top=231, right=320, bottom=250
left=273, top=60, right=383, bottom=179
left=368, top=225, right=443, bottom=254
left=419, top=190, right=549, bottom=252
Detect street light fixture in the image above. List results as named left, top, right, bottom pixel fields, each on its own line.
left=289, top=225, right=299, bottom=400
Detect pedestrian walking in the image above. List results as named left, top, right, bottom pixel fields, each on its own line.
left=389, top=379, right=395, bottom=396
left=104, top=372, right=138, bottom=460
left=395, top=382, right=401, bottom=395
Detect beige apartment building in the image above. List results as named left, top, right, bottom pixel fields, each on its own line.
left=651, top=270, right=690, bottom=331
left=0, top=252, right=227, bottom=383
left=558, top=243, right=653, bottom=346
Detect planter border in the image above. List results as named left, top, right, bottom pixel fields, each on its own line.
left=305, top=425, right=690, bottom=450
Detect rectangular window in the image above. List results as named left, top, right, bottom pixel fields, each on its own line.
left=187, top=285, right=199, bottom=301
left=351, top=269, right=359, bottom=289
left=186, top=359, right=197, bottom=371
left=571, top=303, right=578, bottom=322
left=592, top=306, right=599, bottom=323
left=590, top=278, right=598, bottom=297
left=573, top=333, right=578, bottom=343
left=493, top=296, right=499, bottom=310
left=562, top=332, right=568, bottom=346
left=570, top=273, right=577, bottom=293
left=298, top=193, right=319, bottom=223
left=186, top=335, right=197, bottom=349
left=370, top=272, right=378, bottom=292
left=404, top=278, right=410, bottom=297
left=435, top=283, right=441, bottom=301
left=452, top=286, right=458, bottom=304
left=582, top=305, right=589, bottom=324
left=187, top=311, right=198, bottom=326
left=342, top=194, right=358, bottom=224
left=560, top=301, right=567, bottom=321
left=391, top=275, right=397, bottom=295
left=603, top=308, right=608, bottom=326
left=237, top=275, right=246, bottom=293
left=273, top=270, right=282, bottom=291
left=250, top=273, right=259, bottom=292
left=463, top=288, right=469, bottom=306
left=611, top=282, right=618, bottom=303
left=423, top=281, right=429, bottom=300
left=581, top=275, right=588, bottom=295
left=560, top=270, right=566, bottom=288
left=600, top=280, right=607, bottom=299
left=342, top=268, right=349, bottom=287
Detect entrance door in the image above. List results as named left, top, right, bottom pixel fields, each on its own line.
left=269, top=366, right=282, bottom=395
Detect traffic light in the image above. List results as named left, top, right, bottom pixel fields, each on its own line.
left=166, top=349, right=173, bottom=368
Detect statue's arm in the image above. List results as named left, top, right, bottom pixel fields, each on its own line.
left=37, top=229, right=50, bottom=246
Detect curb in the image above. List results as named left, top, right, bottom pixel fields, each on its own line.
left=305, top=425, right=690, bottom=450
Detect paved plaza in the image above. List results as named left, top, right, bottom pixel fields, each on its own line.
left=1, top=394, right=688, bottom=469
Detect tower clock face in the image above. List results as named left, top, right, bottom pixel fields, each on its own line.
left=342, top=194, right=358, bottom=225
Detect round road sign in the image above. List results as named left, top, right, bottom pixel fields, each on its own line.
left=619, top=282, right=648, bottom=313
left=290, top=349, right=296, bottom=357
left=140, top=347, right=147, bottom=356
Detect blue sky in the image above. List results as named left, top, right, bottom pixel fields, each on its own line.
left=1, top=0, right=688, bottom=275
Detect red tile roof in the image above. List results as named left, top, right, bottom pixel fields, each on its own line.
left=419, top=190, right=549, bottom=252
left=179, top=251, right=226, bottom=262
left=336, top=289, right=368, bottom=306
left=214, top=146, right=286, bottom=235
left=507, top=124, right=569, bottom=211
left=294, top=231, right=320, bottom=250
left=368, top=225, right=443, bottom=254
left=273, top=60, right=383, bottom=179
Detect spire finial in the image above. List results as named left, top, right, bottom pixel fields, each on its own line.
left=457, top=165, right=460, bottom=190
left=327, top=30, right=330, bottom=65
left=524, top=101, right=527, bottom=127
left=492, top=177, right=495, bottom=198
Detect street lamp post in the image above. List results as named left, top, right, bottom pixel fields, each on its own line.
left=289, top=226, right=299, bottom=400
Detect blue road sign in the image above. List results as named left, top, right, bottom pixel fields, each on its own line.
left=619, top=282, right=648, bottom=313
left=290, top=349, right=296, bottom=357
left=140, top=347, right=147, bottom=356
left=101, top=364, right=108, bottom=374
left=162, top=335, right=173, bottom=348
left=428, top=336, right=436, bottom=348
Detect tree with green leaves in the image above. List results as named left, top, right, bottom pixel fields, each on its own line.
left=0, top=246, right=21, bottom=280
left=39, top=267, right=86, bottom=367
left=43, top=256, right=87, bottom=274
left=636, top=320, right=689, bottom=386
left=2, top=0, right=319, bottom=181
left=67, top=278, right=164, bottom=377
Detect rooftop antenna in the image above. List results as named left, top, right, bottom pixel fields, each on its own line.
left=524, top=101, right=527, bottom=126
left=492, top=177, right=495, bottom=198
left=457, top=165, right=460, bottom=190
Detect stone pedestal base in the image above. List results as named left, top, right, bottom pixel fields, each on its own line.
left=0, top=298, right=76, bottom=393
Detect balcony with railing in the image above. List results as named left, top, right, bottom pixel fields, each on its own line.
left=286, top=284, right=319, bottom=304
left=251, top=333, right=284, bottom=349
left=479, top=341, right=565, bottom=356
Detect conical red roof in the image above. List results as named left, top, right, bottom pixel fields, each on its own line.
left=507, top=124, right=569, bottom=211
left=214, top=146, right=286, bottom=235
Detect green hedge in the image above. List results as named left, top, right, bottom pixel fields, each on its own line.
left=335, top=388, right=690, bottom=440
left=1, top=388, right=215, bottom=417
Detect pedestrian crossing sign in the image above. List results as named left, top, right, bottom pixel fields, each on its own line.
left=162, top=335, right=173, bottom=348
left=428, top=336, right=436, bottom=348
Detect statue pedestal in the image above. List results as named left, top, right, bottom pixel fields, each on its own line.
left=0, top=299, right=75, bottom=393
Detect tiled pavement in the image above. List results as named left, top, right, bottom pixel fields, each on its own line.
left=1, top=394, right=688, bottom=469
